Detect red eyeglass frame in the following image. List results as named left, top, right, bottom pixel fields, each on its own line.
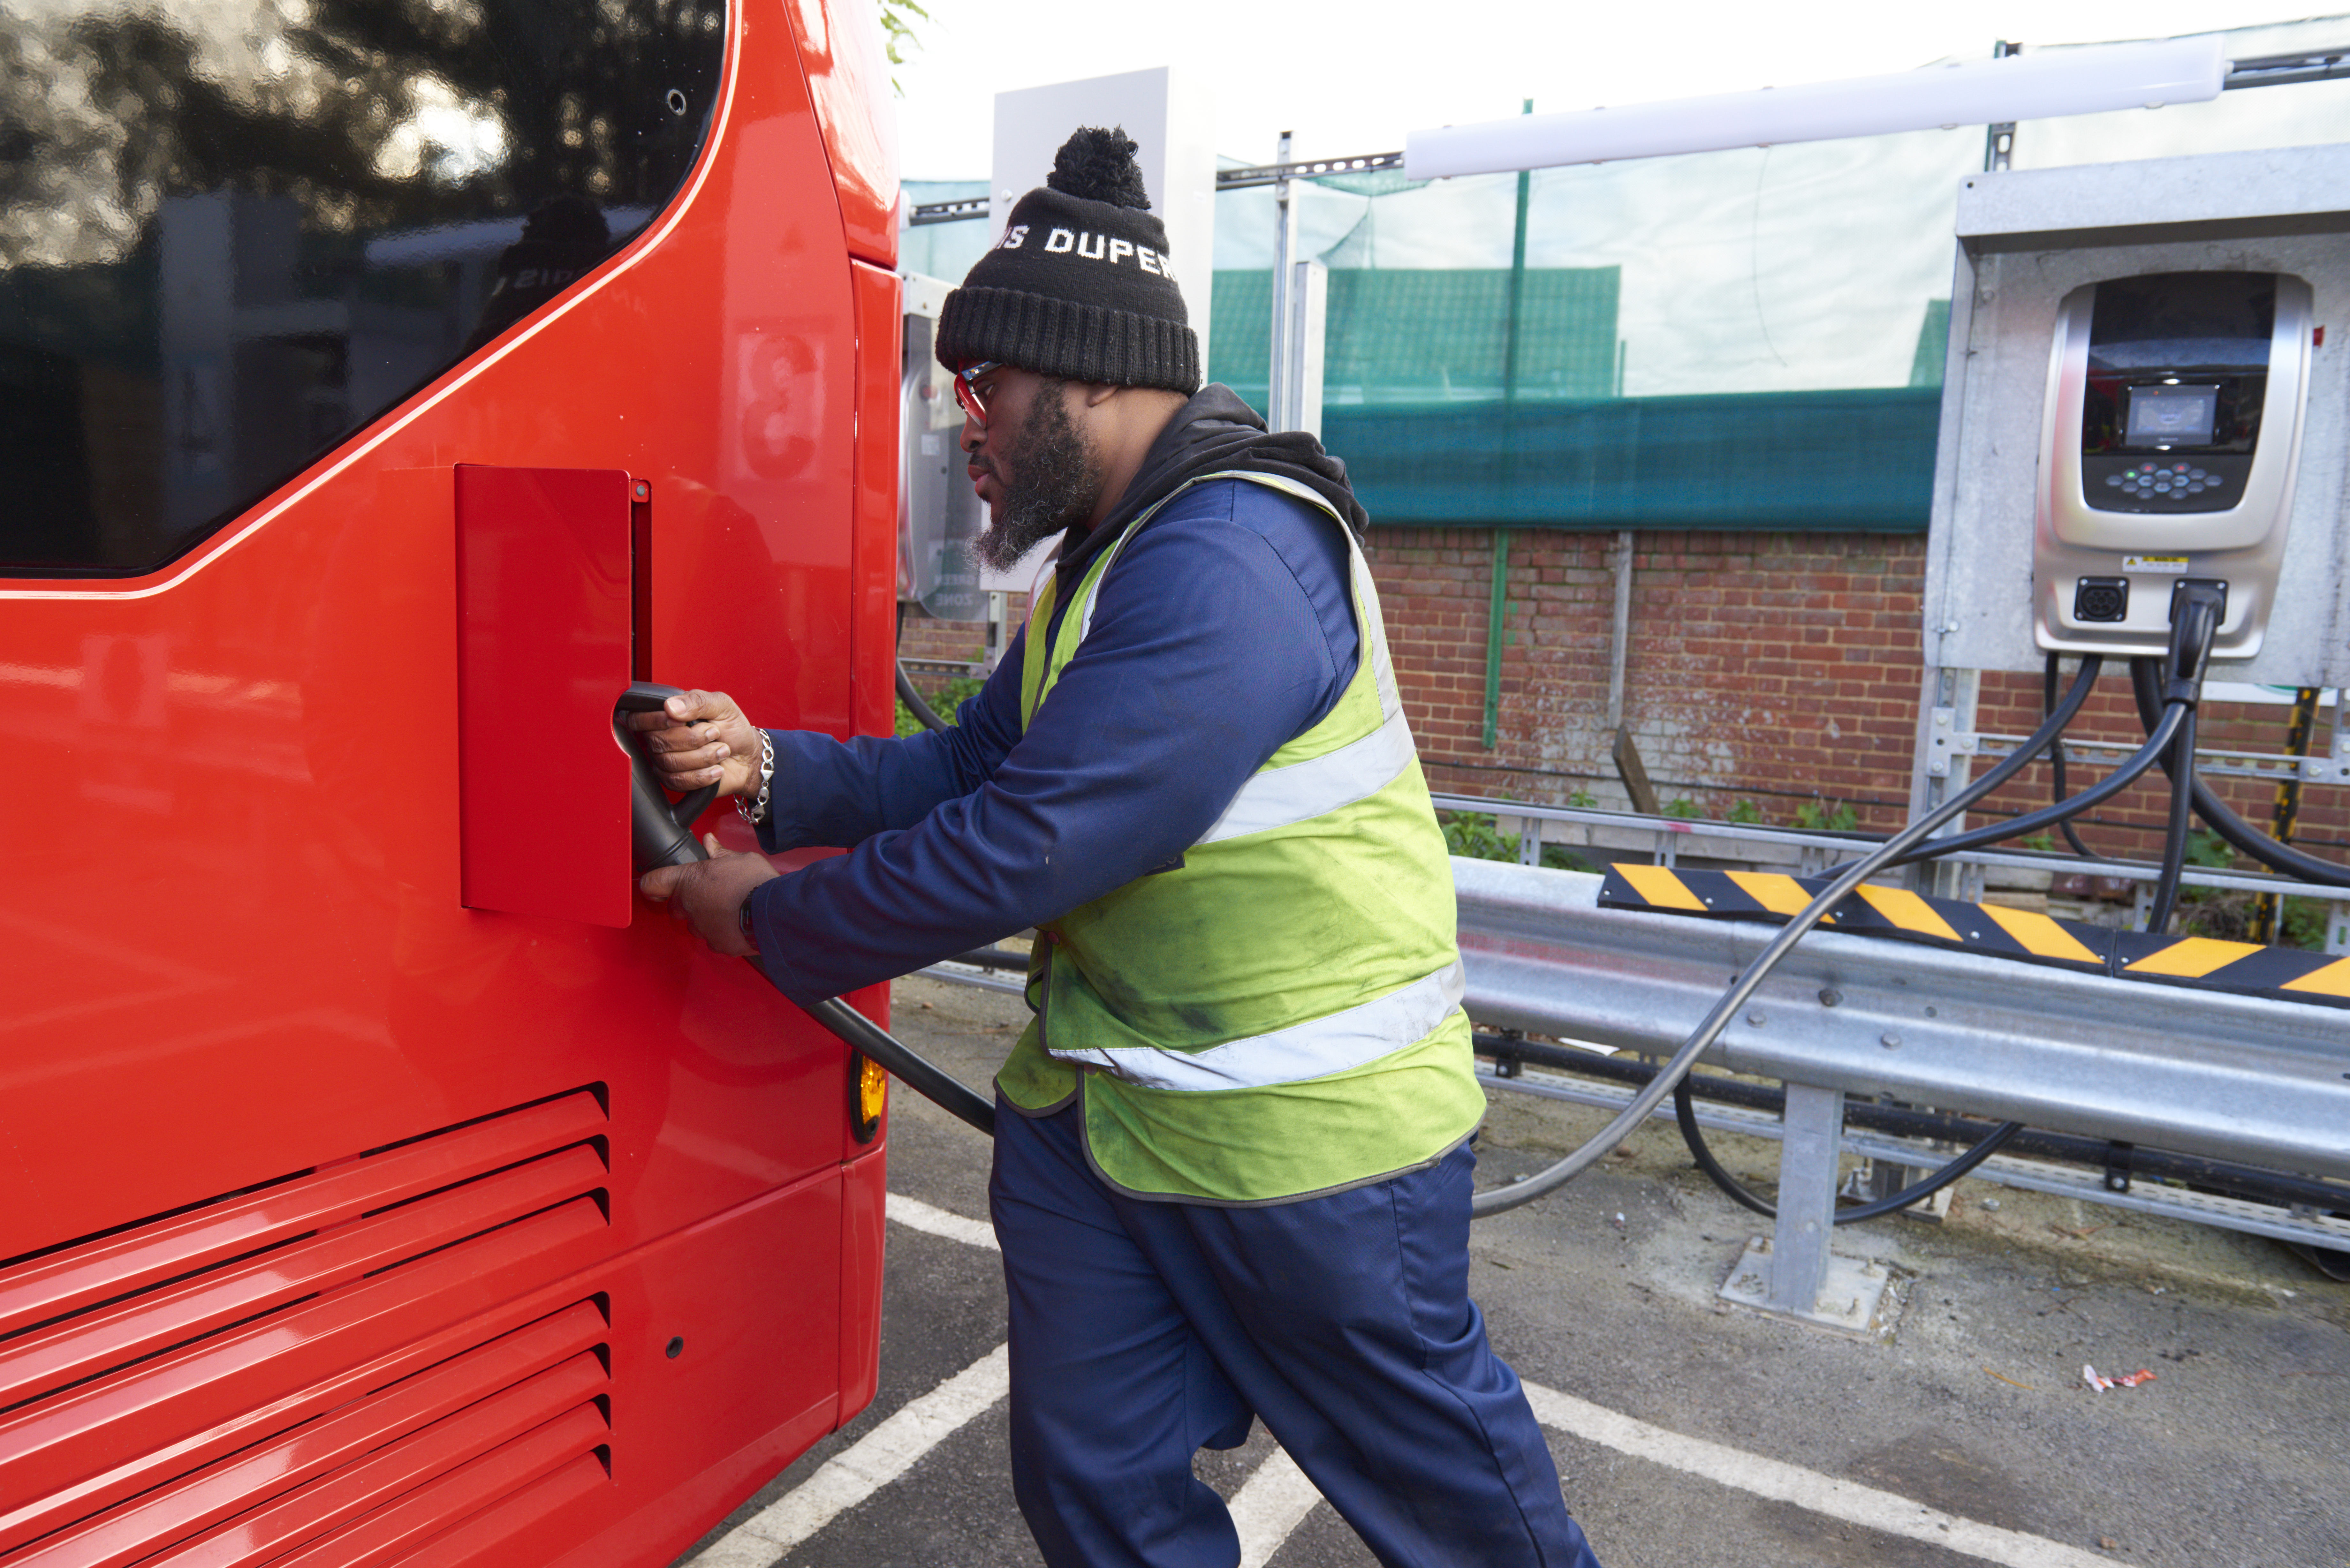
left=951, top=360, right=1002, bottom=426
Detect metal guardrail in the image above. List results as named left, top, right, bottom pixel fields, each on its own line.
left=1475, top=1061, right=2350, bottom=1254
left=1451, top=857, right=2350, bottom=1183
left=914, top=862, right=2350, bottom=1180
left=908, top=858, right=2345, bottom=1311
left=1455, top=855, right=2350, bottom=1323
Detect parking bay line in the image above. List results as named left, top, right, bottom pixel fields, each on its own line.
left=1228, top=1447, right=1321, bottom=1568
left=693, top=1342, right=1012, bottom=1567
left=887, top=1191, right=1000, bottom=1251
left=1521, top=1383, right=2114, bottom=1568
left=700, top=1199, right=2112, bottom=1568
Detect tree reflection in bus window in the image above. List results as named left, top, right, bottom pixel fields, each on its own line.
left=0, top=0, right=726, bottom=576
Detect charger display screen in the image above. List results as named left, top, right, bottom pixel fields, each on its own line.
left=2124, top=384, right=2220, bottom=446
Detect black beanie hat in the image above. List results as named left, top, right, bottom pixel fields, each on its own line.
left=935, top=126, right=1201, bottom=395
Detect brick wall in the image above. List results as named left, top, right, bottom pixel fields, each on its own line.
left=896, top=607, right=1000, bottom=673
left=891, top=528, right=2345, bottom=870
left=1364, top=526, right=2346, bottom=864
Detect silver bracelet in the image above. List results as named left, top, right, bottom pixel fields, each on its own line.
left=737, top=729, right=776, bottom=827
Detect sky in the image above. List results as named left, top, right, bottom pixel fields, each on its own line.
left=889, top=0, right=2343, bottom=179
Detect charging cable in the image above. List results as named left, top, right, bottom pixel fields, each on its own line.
left=2127, top=655, right=2350, bottom=890
left=1471, top=655, right=2105, bottom=1217
left=616, top=684, right=997, bottom=1137
left=1638, top=596, right=2233, bottom=1222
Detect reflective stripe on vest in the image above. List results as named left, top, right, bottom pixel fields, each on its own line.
left=1191, top=473, right=1416, bottom=845
left=1199, top=702, right=1414, bottom=844
left=1045, top=959, right=1466, bottom=1092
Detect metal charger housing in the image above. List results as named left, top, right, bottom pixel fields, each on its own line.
left=2033, top=270, right=2313, bottom=660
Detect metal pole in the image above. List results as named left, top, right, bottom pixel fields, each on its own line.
left=1503, top=100, right=1532, bottom=403
left=1483, top=102, right=1534, bottom=757
left=1282, top=258, right=1328, bottom=437
left=1268, top=131, right=1297, bottom=427
left=1983, top=41, right=2018, bottom=172
left=1765, top=1083, right=1844, bottom=1316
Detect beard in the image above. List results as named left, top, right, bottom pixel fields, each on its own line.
left=974, top=379, right=1101, bottom=571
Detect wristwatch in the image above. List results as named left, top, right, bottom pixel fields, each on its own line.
left=737, top=891, right=759, bottom=953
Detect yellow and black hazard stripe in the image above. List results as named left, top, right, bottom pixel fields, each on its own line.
left=1598, top=863, right=2349, bottom=1009
left=2111, top=932, right=2350, bottom=1008
left=1598, top=864, right=2111, bottom=973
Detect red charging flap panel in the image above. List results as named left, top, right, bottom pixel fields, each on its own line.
left=456, top=465, right=633, bottom=927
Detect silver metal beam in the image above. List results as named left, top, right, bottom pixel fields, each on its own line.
left=2223, top=48, right=2350, bottom=91
left=910, top=196, right=990, bottom=227
left=1215, top=150, right=1406, bottom=190
left=1452, top=858, right=2350, bottom=1181
left=1475, top=1062, right=2350, bottom=1252
left=918, top=961, right=1027, bottom=996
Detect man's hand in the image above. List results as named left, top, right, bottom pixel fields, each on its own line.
left=640, top=834, right=781, bottom=957
left=626, top=689, right=764, bottom=798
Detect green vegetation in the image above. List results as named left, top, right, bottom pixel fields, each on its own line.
left=2165, top=833, right=2338, bottom=951
left=2279, top=896, right=2333, bottom=951
left=1660, top=797, right=1701, bottom=819
left=879, top=0, right=929, bottom=93
left=1726, top=799, right=1764, bottom=825
left=1790, top=798, right=1860, bottom=833
left=1438, top=810, right=1595, bottom=874
left=2184, top=828, right=2235, bottom=869
left=895, top=675, right=985, bottom=738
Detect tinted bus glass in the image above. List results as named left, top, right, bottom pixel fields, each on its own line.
left=0, top=0, right=726, bottom=576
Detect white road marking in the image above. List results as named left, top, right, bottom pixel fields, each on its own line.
left=706, top=1199, right=2109, bottom=1568
left=1521, top=1383, right=2115, bottom=1568
left=694, top=1343, right=1012, bottom=1568
left=1227, top=1447, right=1322, bottom=1568
left=887, top=1191, right=1000, bottom=1251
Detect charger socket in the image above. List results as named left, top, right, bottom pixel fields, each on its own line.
left=2073, top=577, right=2130, bottom=623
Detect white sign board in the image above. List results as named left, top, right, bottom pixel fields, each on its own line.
left=982, top=68, right=1216, bottom=592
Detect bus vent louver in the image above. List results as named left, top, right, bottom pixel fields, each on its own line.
left=0, top=1089, right=613, bottom=1568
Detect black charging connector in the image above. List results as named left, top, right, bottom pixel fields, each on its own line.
left=2160, top=579, right=2226, bottom=705
left=2073, top=577, right=2129, bottom=623
left=2167, top=577, right=2226, bottom=638
left=2142, top=581, right=2226, bottom=932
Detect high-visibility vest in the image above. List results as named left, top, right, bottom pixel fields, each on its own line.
left=994, top=471, right=1485, bottom=1203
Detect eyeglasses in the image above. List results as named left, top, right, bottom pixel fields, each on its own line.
left=952, top=360, right=1002, bottom=427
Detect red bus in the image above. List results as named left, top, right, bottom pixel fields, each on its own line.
left=0, top=2, right=902, bottom=1562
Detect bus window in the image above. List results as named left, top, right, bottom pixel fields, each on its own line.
left=0, top=0, right=725, bottom=578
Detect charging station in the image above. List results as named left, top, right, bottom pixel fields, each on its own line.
left=1914, top=142, right=2350, bottom=901
left=1476, top=141, right=2350, bottom=1335
left=2036, top=268, right=2316, bottom=662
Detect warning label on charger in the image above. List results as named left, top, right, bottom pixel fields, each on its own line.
left=2123, top=555, right=2190, bottom=574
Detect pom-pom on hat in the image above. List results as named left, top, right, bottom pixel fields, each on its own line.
left=936, top=126, right=1201, bottom=395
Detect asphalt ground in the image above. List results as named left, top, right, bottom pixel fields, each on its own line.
left=678, top=973, right=2350, bottom=1568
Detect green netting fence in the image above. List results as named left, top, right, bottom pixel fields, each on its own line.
left=906, top=17, right=2350, bottom=532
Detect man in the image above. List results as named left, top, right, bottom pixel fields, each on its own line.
left=638, top=126, right=1605, bottom=1568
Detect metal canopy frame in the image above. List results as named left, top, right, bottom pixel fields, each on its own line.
left=903, top=44, right=2348, bottom=225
